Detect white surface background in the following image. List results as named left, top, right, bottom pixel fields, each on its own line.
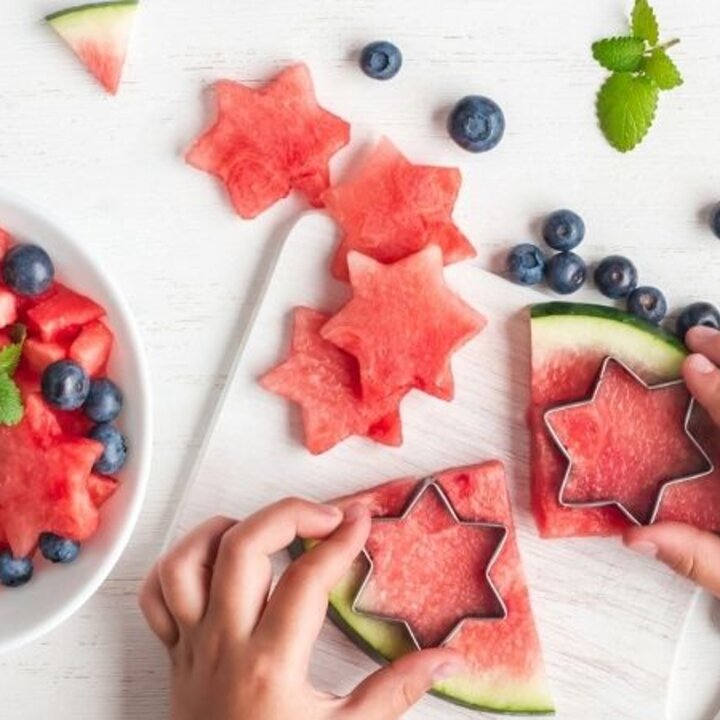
left=2, top=0, right=720, bottom=717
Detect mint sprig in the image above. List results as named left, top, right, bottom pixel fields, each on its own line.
left=592, top=0, right=682, bottom=152
left=0, top=325, right=26, bottom=427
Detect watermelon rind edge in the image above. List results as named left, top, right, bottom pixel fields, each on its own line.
left=46, top=0, right=138, bottom=23
left=530, top=301, right=685, bottom=354
left=288, top=539, right=555, bottom=716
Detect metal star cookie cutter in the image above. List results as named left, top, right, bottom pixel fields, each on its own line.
left=350, top=476, right=509, bottom=651
left=544, top=355, right=715, bottom=527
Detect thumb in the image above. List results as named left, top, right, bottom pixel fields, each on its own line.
left=624, top=521, right=720, bottom=597
left=343, top=648, right=465, bottom=720
left=683, top=353, right=720, bottom=427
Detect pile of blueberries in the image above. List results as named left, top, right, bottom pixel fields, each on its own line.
left=507, top=209, right=720, bottom=341
left=0, top=242, right=128, bottom=588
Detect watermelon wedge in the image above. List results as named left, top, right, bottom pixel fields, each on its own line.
left=324, top=137, right=476, bottom=280
left=321, top=246, right=486, bottom=401
left=260, top=308, right=404, bottom=454
left=291, top=462, right=554, bottom=715
left=530, top=302, right=720, bottom=537
left=46, top=1, right=138, bottom=95
left=187, top=64, right=351, bottom=219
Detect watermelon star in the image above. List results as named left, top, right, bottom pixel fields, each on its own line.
left=260, top=307, right=405, bottom=454
left=545, top=357, right=713, bottom=526
left=323, top=137, right=476, bottom=280
left=187, top=64, right=351, bottom=219
left=354, top=478, right=508, bottom=649
left=321, top=246, right=486, bottom=401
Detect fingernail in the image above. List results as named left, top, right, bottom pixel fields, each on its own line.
left=344, top=503, right=366, bottom=523
left=627, top=540, right=658, bottom=558
left=687, top=353, right=715, bottom=375
left=688, top=325, right=719, bottom=341
left=433, top=661, right=466, bottom=681
left=320, top=504, right=343, bottom=518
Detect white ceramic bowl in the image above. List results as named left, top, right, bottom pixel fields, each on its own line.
left=0, top=188, right=152, bottom=654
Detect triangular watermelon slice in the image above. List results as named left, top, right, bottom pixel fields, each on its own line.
left=291, top=462, right=554, bottom=715
left=46, top=1, right=139, bottom=95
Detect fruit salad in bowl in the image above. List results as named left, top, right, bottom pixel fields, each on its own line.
left=0, top=189, right=151, bottom=653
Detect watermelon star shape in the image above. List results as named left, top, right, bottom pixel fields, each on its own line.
left=187, top=63, right=351, bottom=219
left=353, top=479, right=508, bottom=649
left=323, top=137, right=476, bottom=280
left=260, top=307, right=405, bottom=454
left=545, top=357, right=714, bottom=526
left=321, top=246, right=486, bottom=401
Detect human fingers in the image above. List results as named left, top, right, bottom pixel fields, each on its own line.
left=683, top=350, right=720, bottom=428
left=625, top=521, right=720, bottom=597
left=252, top=503, right=370, bottom=671
left=138, top=564, right=179, bottom=648
left=342, top=647, right=465, bottom=720
left=156, top=515, right=237, bottom=631
left=685, top=326, right=720, bottom=365
left=205, top=498, right=343, bottom=642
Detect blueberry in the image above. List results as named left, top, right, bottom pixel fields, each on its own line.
left=546, top=252, right=587, bottom=295
left=84, top=379, right=123, bottom=423
left=542, top=210, right=585, bottom=251
left=676, top=302, right=720, bottom=342
left=42, top=360, right=90, bottom=411
left=39, top=533, right=81, bottom=564
left=0, top=550, right=33, bottom=588
left=89, top=423, right=128, bottom=475
left=2, top=244, right=54, bottom=297
left=447, top=95, right=505, bottom=153
left=507, top=243, right=546, bottom=285
left=359, top=41, right=402, bottom=80
left=594, top=255, right=638, bottom=299
left=627, top=286, right=667, bottom=325
left=710, top=203, right=720, bottom=239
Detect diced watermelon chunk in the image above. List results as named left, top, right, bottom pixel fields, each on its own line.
left=68, top=320, right=113, bottom=376
left=27, top=284, right=105, bottom=341
left=0, top=286, right=18, bottom=329
left=87, top=473, right=118, bottom=507
left=23, top=337, right=69, bottom=375
left=0, top=228, right=11, bottom=262
left=24, top=393, right=63, bottom=448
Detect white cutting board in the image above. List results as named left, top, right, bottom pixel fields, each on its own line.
left=169, top=213, right=697, bottom=719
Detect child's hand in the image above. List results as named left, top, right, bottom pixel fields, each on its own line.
left=624, top=325, right=720, bottom=597
left=139, top=499, right=464, bottom=720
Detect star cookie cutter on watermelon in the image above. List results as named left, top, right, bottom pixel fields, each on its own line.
left=544, top=355, right=715, bottom=527
left=350, top=476, right=509, bottom=651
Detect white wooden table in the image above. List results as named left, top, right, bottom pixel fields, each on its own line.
left=2, top=1, right=720, bottom=717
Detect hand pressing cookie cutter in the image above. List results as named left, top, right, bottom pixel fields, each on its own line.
left=351, top=476, right=509, bottom=651
left=543, top=355, right=715, bottom=526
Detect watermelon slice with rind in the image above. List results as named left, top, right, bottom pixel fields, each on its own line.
left=321, top=246, right=486, bottom=401
left=530, top=301, right=720, bottom=537
left=291, top=462, right=554, bottom=715
left=46, top=1, right=138, bottom=95
left=187, top=64, right=351, bottom=219
left=324, top=137, right=476, bottom=280
left=260, top=307, right=404, bottom=454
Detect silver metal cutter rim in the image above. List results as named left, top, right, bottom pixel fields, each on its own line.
left=350, top=476, right=509, bottom=652
left=543, top=355, right=715, bottom=527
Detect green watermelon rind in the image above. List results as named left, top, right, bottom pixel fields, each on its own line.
left=288, top=539, right=555, bottom=716
left=46, top=1, right=139, bottom=23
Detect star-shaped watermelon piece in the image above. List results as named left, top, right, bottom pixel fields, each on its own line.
left=545, top=358, right=713, bottom=526
left=321, top=246, right=486, bottom=401
left=187, top=63, right=351, bottom=219
left=323, top=137, right=476, bottom=280
left=0, top=393, right=103, bottom=557
left=260, top=307, right=405, bottom=454
left=355, top=480, right=507, bottom=649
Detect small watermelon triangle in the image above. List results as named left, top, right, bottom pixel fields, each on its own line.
left=46, top=1, right=139, bottom=95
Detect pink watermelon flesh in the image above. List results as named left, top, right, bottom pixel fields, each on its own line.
left=358, top=484, right=506, bottom=648
left=187, top=63, right=351, bottom=219
left=323, top=462, right=553, bottom=713
left=324, top=137, right=476, bottom=281
left=545, top=360, right=709, bottom=525
left=260, top=307, right=404, bottom=454
left=321, top=246, right=486, bottom=402
left=0, top=228, right=10, bottom=262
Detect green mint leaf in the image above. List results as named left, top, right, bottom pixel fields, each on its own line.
left=0, top=332, right=25, bottom=377
left=592, top=36, right=646, bottom=71
left=642, top=47, right=683, bottom=90
left=0, top=373, right=23, bottom=426
left=597, top=72, right=659, bottom=152
left=632, top=0, right=659, bottom=46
